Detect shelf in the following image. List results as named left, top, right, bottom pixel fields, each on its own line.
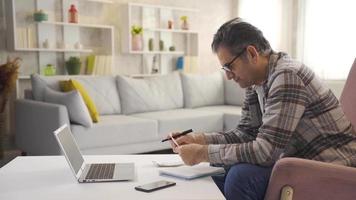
left=38, top=21, right=114, bottom=29
left=129, top=50, right=185, bottom=55
left=129, top=74, right=163, bottom=78
left=129, top=3, right=199, bottom=12
left=85, top=0, right=114, bottom=4
left=18, top=75, right=99, bottom=80
left=143, top=28, right=198, bottom=34
left=15, top=48, right=93, bottom=53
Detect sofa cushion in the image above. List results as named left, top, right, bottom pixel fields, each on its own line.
left=44, top=87, right=93, bottom=127
left=117, top=73, right=184, bottom=114
left=31, top=74, right=63, bottom=101
left=30, top=74, right=121, bottom=115
left=224, top=74, right=245, bottom=106
left=71, top=115, right=158, bottom=150
left=73, top=76, right=121, bottom=115
left=60, top=79, right=100, bottom=122
left=181, top=72, right=224, bottom=108
left=196, top=105, right=243, bottom=131
left=131, top=108, right=223, bottom=138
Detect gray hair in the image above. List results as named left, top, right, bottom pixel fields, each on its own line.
left=211, top=18, right=272, bottom=56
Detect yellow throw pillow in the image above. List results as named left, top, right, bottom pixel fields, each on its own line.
left=59, top=79, right=99, bottom=123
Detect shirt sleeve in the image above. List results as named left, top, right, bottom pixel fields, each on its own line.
left=204, top=87, right=262, bottom=144
left=208, top=71, right=308, bottom=166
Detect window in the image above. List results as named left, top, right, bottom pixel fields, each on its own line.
left=301, top=0, right=356, bottom=80
left=238, top=0, right=283, bottom=51
left=237, top=0, right=356, bottom=80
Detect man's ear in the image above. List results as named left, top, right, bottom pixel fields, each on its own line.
left=246, top=45, right=258, bottom=64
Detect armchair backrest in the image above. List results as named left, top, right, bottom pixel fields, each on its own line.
left=340, top=58, right=356, bottom=127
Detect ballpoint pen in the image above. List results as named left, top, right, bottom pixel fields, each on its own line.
left=161, top=129, right=193, bottom=142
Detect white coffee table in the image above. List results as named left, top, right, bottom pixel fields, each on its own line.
left=0, top=154, right=225, bottom=200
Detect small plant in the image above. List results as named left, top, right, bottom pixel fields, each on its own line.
left=131, top=25, right=143, bottom=35
left=180, top=16, right=188, bottom=22
left=66, top=56, right=80, bottom=64
left=65, top=56, right=81, bottom=75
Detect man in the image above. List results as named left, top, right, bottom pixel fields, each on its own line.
left=168, top=18, right=356, bottom=200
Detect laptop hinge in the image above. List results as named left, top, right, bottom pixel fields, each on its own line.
left=76, top=162, right=87, bottom=180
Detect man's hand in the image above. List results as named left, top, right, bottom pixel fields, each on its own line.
left=175, top=132, right=206, bottom=145
left=166, top=132, right=207, bottom=153
left=176, top=144, right=209, bottom=166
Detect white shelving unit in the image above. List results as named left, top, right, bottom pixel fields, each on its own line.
left=14, top=47, right=93, bottom=53
left=38, top=21, right=114, bottom=29
left=86, top=0, right=113, bottom=4
left=5, top=0, right=114, bottom=76
left=129, top=50, right=185, bottom=55
left=121, top=3, right=199, bottom=75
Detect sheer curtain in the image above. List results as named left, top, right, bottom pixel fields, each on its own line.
left=237, top=0, right=297, bottom=56
left=237, top=0, right=356, bottom=80
left=300, top=0, right=356, bottom=80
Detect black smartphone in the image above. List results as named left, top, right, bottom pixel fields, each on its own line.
left=135, top=180, right=176, bottom=193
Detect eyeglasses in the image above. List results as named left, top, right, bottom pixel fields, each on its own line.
left=221, top=48, right=246, bottom=72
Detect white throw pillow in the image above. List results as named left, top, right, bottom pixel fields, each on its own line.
left=44, top=87, right=93, bottom=128
left=117, top=73, right=184, bottom=114
left=74, top=76, right=121, bottom=115
left=181, top=72, right=224, bottom=108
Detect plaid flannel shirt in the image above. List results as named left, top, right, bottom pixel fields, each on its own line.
left=205, top=52, right=356, bottom=167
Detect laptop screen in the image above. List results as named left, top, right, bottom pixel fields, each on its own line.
left=54, top=124, right=84, bottom=175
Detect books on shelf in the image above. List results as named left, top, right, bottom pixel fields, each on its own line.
left=16, top=27, right=36, bottom=48
left=85, top=55, right=112, bottom=75
left=176, top=56, right=198, bottom=73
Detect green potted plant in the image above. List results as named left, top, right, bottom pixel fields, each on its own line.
left=131, top=25, right=143, bottom=51
left=65, top=56, right=81, bottom=75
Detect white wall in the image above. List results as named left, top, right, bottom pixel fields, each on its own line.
left=0, top=0, right=233, bottom=75
left=323, top=80, right=345, bottom=99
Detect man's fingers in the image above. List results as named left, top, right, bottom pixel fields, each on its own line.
left=175, top=137, right=184, bottom=144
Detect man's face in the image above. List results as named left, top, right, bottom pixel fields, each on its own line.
left=217, top=46, right=256, bottom=88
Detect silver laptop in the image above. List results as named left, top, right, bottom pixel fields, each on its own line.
left=54, top=124, right=135, bottom=183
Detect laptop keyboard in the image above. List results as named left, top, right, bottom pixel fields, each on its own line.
left=86, top=164, right=115, bottom=180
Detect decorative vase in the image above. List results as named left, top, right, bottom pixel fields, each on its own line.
left=181, top=20, right=189, bottom=30
left=159, top=40, right=164, bottom=51
left=68, top=4, right=78, bottom=23
left=131, top=35, right=142, bottom=51
left=168, top=20, right=173, bottom=29
left=44, top=64, right=56, bottom=76
left=33, top=10, right=48, bottom=22
left=169, top=46, right=176, bottom=51
left=148, top=38, right=154, bottom=51
left=43, top=39, right=51, bottom=49
left=74, top=42, right=83, bottom=50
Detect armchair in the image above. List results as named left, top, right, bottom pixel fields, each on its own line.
left=264, top=58, right=356, bottom=200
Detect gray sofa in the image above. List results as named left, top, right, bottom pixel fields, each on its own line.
left=15, top=72, right=245, bottom=155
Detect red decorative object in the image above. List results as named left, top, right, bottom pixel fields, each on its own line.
left=68, top=4, right=78, bottom=23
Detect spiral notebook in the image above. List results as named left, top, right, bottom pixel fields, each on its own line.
left=159, top=163, right=225, bottom=180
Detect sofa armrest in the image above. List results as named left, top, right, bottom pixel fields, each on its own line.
left=15, top=99, right=70, bottom=155
left=264, top=158, right=356, bottom=200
